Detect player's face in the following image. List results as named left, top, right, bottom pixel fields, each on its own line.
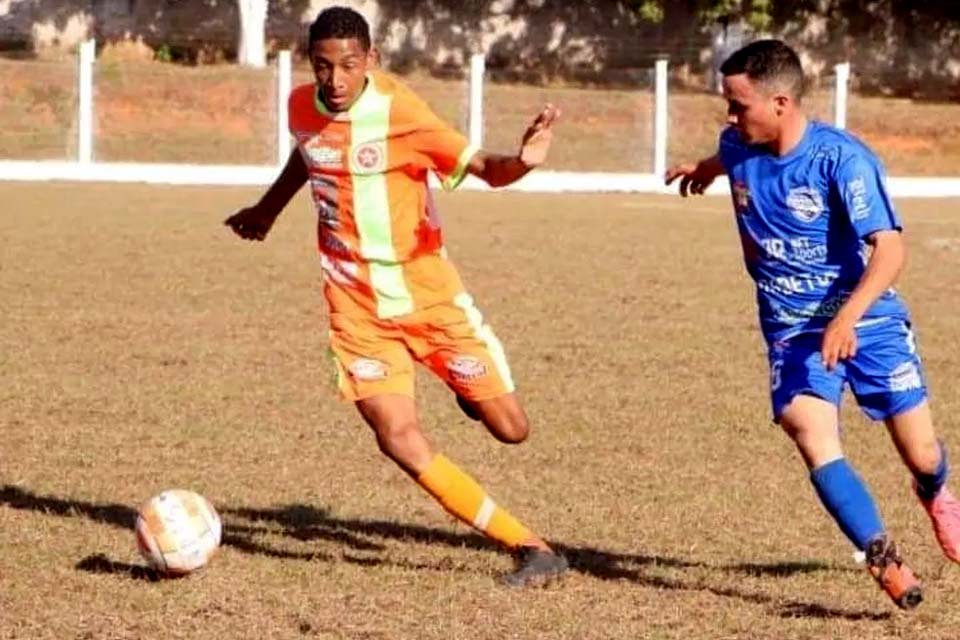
left=722, top=73, right=780, bottom=145
left=310, top=38, right=373, bottom=112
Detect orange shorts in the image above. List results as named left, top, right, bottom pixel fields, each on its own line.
left=328, top=293, right=516, bottom=402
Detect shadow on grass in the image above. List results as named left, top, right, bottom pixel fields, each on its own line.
left=2, top=485, right=888, bottom=621
left=75, top=554, right=163, bottom=581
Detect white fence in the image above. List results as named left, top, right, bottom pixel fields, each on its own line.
left=2, top=41, right=960, bottom=197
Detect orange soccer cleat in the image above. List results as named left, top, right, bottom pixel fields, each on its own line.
left=916, top=483, right=960, bottom=563
left=865, top=535, right=922, bottom=610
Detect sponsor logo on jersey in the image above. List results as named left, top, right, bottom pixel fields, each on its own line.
left=447, top=355, right=488, bottom=381
left=771, top=294, right=848, bottom=323
left=301, top=135, right=344, bottom=168
left=786, top=186, right=825, bottom=223
left=756, top=272, right=838, bottom=296
left=888, top=362, right=922, bottom=392
left=846, top=176, right=871, bottom=220
left=348, top=358, right=389, bottom=381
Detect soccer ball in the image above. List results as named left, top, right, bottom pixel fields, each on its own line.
left=135, top=489, right=222, bottom=576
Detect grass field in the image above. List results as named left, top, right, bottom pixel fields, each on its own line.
left=2, top=57, right=960, bottom=175
left=2, top=183, right=960, bottom=639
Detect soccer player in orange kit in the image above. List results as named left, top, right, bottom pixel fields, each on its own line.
left=225, top=6, right=567, bottom=586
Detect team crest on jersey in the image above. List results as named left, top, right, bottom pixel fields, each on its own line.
left=301, top=135, right=344, bottom=168
left=786, top=186, right=825, bottom=223
left=732, top=181, right=751, bottom=214
left=352, top=141, right=386, bottom=174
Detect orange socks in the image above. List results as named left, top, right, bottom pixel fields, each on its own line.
left=416, top=454, right=534, bottom=549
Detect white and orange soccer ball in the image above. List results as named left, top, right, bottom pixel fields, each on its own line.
left=135, top=489, right=222, bottom=576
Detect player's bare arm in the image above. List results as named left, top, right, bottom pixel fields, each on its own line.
left=467, top=104, right=560, bottom=187
left=664, top=154, right=726, bottom=197
left=821, top=229, right=906, bottom=370
left=224, top=150, right=309, bottom=241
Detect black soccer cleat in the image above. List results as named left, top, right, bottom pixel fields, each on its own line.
left=501, top=547, right=569, bottom=587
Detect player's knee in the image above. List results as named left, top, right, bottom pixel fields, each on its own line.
left=491, top=414, right=529, bottom=444
left=778, top=404, right=821, bottom=443
left=374, top=419, right=421, bottom=456
left=912, top=437, right=943, bottom=474
left=780, top=419, right=826, bottom=454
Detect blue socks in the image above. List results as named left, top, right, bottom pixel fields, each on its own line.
left=810, top=458, right=885, bottom=551
left=914, top=440, right=949, bottom=501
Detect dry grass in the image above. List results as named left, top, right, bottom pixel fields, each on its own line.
left=2, top=183, right=960, bottom=638
left=2, top=58, right=960, bottom=174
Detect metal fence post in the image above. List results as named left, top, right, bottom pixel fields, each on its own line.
left=276, top=50, right=292, bottom=165
left=834, top=62, right=850, bottom=130
left=653, top=57, right=669, bottom=179
left=468, top=53, right=485, bottom=148
left=77, top=39, right=95, bottom=164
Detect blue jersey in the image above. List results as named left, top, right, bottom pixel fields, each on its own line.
left=718, top=121, right=910, bottom=343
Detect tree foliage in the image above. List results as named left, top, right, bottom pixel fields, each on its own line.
left=624, top=0, right=960, bottom=33
left=623, top=0, right=775, bottom=30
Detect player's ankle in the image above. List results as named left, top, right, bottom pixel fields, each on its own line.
left=516, top=537, right=551, bottom=552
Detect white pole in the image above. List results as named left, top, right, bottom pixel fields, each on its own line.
left=834, top=62, right=850, bottom=130
left=238, top=0, right=268, bottom=68
left=468, top=53, right=485, bottom=148
left=653, top=57, right=669, bottom=179
left=77, top=39, right=95, bottom=164
left=276, top=50, right=292, bottom=165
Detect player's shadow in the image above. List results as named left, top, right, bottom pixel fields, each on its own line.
left=0, top=485, right=888, bottom=621
left=222, top=503, right=886, bottom=621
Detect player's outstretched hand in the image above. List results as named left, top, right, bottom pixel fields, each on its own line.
left=519, top=104, right=561, bottom=168
left=224, top=205, right=278, bottom=241
left=665, top=157, right=721, bottom=197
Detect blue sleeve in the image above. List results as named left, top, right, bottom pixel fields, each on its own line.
left=835, top=150, right=901, bottom=237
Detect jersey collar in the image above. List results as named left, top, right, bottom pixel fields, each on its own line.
left=772, top=120, right=814, bottom=164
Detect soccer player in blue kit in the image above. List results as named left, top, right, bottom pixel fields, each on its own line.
left=666, top=39, right=960, bottom=609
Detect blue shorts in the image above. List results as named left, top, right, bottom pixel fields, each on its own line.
left=768, top=319, right=927, bottom=422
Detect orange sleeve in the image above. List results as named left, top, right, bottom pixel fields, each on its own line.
left=395, top=90, right=479, bottom=191
left=287, top=84, right=315, bottom=136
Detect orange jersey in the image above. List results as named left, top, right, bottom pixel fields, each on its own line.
left=288, top=71, right=479, bottom=318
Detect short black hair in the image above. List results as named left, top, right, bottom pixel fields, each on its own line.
left=308, top=6, right=371, bottom=51
left=720, top=39, right=805, bottom=99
